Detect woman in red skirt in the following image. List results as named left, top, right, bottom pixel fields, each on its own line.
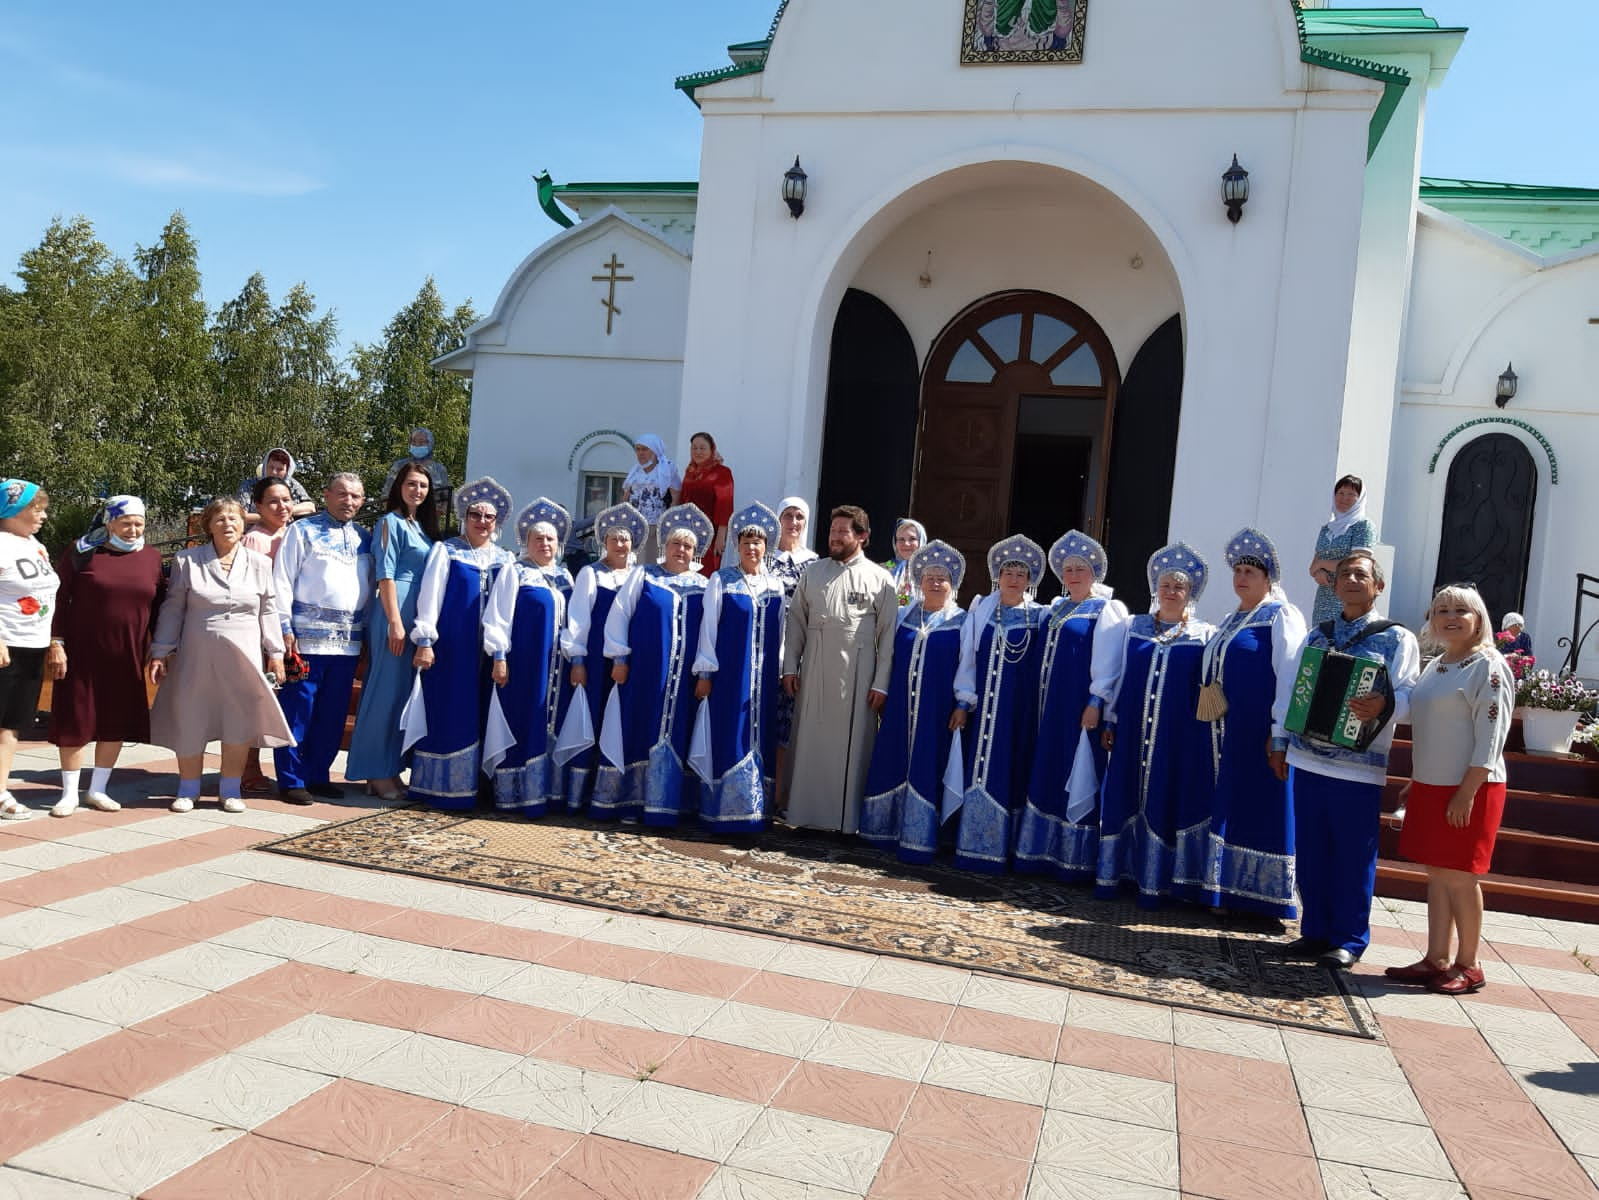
left=1386, top=584, right=1514, bottom=995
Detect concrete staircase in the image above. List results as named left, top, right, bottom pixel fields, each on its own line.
left=1378, top=725, right=1599, bottom=922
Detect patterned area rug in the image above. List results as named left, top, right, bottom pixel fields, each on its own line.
left=264, top=808, right=1373, bottom=1038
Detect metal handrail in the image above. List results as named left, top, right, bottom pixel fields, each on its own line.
left=1558, top=572, right=1599, bottom=675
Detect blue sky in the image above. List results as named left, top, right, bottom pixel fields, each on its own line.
left=2, top=1, right=1594, bottom=353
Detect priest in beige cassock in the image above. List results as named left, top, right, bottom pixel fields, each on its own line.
left=781, top=505, right=900, bottom=833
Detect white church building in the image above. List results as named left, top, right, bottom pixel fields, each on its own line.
left=444, top=0, right=1599, bottom=673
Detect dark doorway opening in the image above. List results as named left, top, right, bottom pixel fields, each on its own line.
left=1010, top=426, right=1094, bottom=604
left=1433, top=432, right=1537, bottom=629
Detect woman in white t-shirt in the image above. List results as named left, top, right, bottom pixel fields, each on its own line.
left=621, top=435, right=681, bottom=565
left=0, top=479, right=60, bottom=820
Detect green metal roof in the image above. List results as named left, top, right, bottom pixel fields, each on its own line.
left=1420, top=178, right=1599, bottom=203
left=1300, top=7, right=1460, bottom=35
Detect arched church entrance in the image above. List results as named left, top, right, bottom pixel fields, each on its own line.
left=912, top=291, right=1121, bottom=602
left=1433, top=432, right=1537, bottom=628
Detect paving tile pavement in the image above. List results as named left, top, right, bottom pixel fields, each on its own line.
left=1, top=752, right=1598, bottom=1197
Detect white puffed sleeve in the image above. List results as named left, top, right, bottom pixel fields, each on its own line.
left=603, top=568, right=648, bottom=660
left=482, top=561, right=519, bottom=659
left=271, top=521, right=307, bottom=635
left=693, top=570, right=726, bottom=676
left=1097, top=611, right=1134, bottom=722
left=562, top=565, right=598, bottom=661
left=409, top=542, right=452, bottom=646
left=1089, top=597, right=1130, bottom=708
left=1390, top=629, right=1422, bottom=726
left=954, top=594, right=996, bottom=708
left=1268, top=602, right=1309, bottom=739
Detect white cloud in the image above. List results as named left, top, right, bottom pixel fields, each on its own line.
left=104, top=153, right=323, bottom=197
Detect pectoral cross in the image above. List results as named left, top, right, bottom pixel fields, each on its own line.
left=592, top=254, right=633, bottom=335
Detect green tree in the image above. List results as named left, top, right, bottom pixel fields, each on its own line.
left=353, top=277, right=477, bottom=487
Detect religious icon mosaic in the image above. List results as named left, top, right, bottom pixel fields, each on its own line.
left=961, top=0, right=1087, bottom=65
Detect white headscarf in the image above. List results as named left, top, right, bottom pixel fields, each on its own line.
left=625, top=434, right=680, bottom=491
left=1324, top=482, right=1368, bottom=540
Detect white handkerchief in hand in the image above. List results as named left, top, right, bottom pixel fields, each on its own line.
left=941, top=731, right=966, bottom=822
left=399, top=674, right=428, bottom=753
left=687, top=698, right=714, bottom=781
left=553, top=693, right=595, bottom=767
left=481, top=687, right=515, bottom=777
left=1065, top=728, right=1101, bottom=823
left=599, top=688, right=626, bottom=770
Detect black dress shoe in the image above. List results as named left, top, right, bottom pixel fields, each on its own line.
left=1268, top=936, right=1331, bottom=961
left=1317, top=947, right=1358, bottom=970
left=307, top=782, right=345, bottom=799
left=279, top=787, right=315, bottom=806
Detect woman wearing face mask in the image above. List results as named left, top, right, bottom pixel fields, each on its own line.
left=1013, top=531, right=1129, bottom=882
left=882, top=519, right=927, bottom=608
left=860, top=540, right=969, bottom=863
left=45, top=496, right=167, bottom=817
left=559, top=502, right=645, bottom=809
left=1195, top=529, right=1307, bottom=918
left=620, top=435, right=681, bottom=566
left=594, top=504, right=712, bottom=824
left=1308, top=475, right=1376, bottom=626
left=1095, top=543, right=1216, bottom=907
left=949, top=535, right=1050, bottom=873
left=0, top=480, right=60, bottom=820
left=482, top=498, right=576, bottom=815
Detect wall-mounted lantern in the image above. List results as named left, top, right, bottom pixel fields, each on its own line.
left=783, top=157, right=808, bottom=219
left=1222, top=154, right=1250, bottom=224
left=1495, top=362, right=1518, bottom=408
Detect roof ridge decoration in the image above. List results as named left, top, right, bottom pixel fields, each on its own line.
left=1291, top=0, right=1411, bottom=162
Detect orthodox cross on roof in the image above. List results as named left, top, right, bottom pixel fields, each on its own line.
left=592, top=253, right=633, bottom=335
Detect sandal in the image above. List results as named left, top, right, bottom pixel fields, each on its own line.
left=1384, top=958, right=1448, bottom=983
left=239, top=773, right=276, bottom=798
left=1428, top=964, right=1486, bottom=995
left=0, top=791, right=35, bottom=821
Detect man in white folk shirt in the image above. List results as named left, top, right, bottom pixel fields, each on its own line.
left=781, top=505, right=899, bottom=833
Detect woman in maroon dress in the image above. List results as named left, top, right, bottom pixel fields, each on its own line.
left=45, top=496, right=166, bottom=816
left=677, top=432, right=734, bottom=576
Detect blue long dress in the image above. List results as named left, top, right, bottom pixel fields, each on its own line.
left=1095, top=614, right=1216, bottom=906
left=482, top=561, right=573, bottom=815
left=1198, top=601, right=1306, bottom=917
left=594, top=565, right=707, bottom=823
left=403, top=538, right=512, bottom=810
left=952, top=595, right=1049, bottom=873
left=1013, top=593, right=1129, bottom=883
left=692, top=566, right=786, bottom=831
left=860, top=603, right=967, bottom=863
left=347, top=513, right=432, bottom=782
left=560, top=562, right=635, bottom=810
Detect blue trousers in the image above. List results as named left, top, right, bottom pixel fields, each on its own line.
left=274, top=654, right=359, bottom=789
left=1290, top=767, right=1381, bottom=956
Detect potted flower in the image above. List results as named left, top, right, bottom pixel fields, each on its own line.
left=1572, top=720, right=1599, bottom=763
left=1515, top=669, right=1599, bottom=755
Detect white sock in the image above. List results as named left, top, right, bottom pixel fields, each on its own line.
left=59, top=768, right=81, bottom=802
left=89, top=767, right=112, bottom=794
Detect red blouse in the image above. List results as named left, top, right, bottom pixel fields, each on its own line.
left=679, top=463, right=735, bottom=574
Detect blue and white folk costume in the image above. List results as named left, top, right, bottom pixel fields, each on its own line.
left=1095, top=542, right=1217, bottom=907
left=272, top=509, right=373, bottom=791
left=482, top=498, right=576, bottom=815
left=558, top=502, right=645, bottom=809
left=402, top=479, right=514, bottom=810
left=952, top=535, right=1050, bottom=874
left=1014, top=532, right=1130, bottom=883
left=860, top=541, right=967, bottom=862
left=1196, top=529, right=1307, bottom=917
left=690, top=503, right=786, bottom=832
left=595, top=504, right=713, bottom=824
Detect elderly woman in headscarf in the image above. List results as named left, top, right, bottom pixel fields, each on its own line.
left=768, top=495, right=819, bottom=808
left=403, top=478, right=515, bottom=810
left=0, top=480, right=59, bottom=820
left=1197, top=529, right=1307, bottom=918
left=1095, top=542, right=1217, bottom=907
left=949, top=534, right=1050, bottom=873
left=1308, top=474, right=1375, bottom=625
left=882, top=518, right=927, bottom=607
left=45, top=496, right=167, bottom=817
left=621, top=435, right=682, bottom=566
left=559, top=501, right=645, bottom=808
left=691, top=502, right=786, bottom=830
left=1014, top=531, right=1129, bottom=882
left=482, top=498, right=575, bottom=815
left=594, top=503, right=712, bottom=824
left=861, top=540, right=969, bottom=863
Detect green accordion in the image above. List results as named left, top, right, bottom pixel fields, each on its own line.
left=1285, top=645, right=1391, bottom=751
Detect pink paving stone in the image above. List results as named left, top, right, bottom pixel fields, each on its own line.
left=124, top=898, right=262, bottom=943
left=319, top=977, right=472, bottom=1032
left=771, top=1060, right=919, bottom=1132
left=144, top=1133, right=369, bottom=1200
left=541, top=937, right=664, bottom=982
left=213, top=881, right=320, bottom=918
left=1489, top=940, right=1599, bottom=973
left=1172, top=1046, right=1298, bottom=1105
left=1176, top=1085, right=1313, bottom=1156
left=1436, top=1123, right=1599, bottom=1200
left=0, top=946, right=113, bottom=1004
left=524, top=1134, right=715, bottom=1200
left=56, top=922, right=192, bottom=970
left=632, top=951, right=759, bottom=1000
left=1456, top=980, right=1554, bottom=1013
left=1564, top=1015, right=1599, bottom=1056
left=534, top=1016, right=684, bottom=1077
left=1378, top=1014, right=1499, bottom=1060
left=650, top=1035, right=798, bottom=1104
left=898, top=1085, right=1045, bottom=1161
left=224, top=960, right=379, bottom=1013
left=25, top=1027, right=217, bottom=1099
left=134, top=989, right=301, bottom=1052
left=1179, top=1135, right=1325, bottom=1200
left=942, top=1005, right=1060, bottom=1061
left=255, top=1079, right=453, bottom=1164
left=450, top=922, right=572, bottom=964
left=835, top=988, right=956, bottom=1041
left=0, top=1076, right=121, bottom=1163
left=1539, top=989, right=1599, bottom=1023
left=335, top=1166, right=504, bottom=1200
left=421, top=995, right=574, bottom=1057
left=1401, top=1050, right=1532, bottom=1108
left=365, top=908, right=494, bottom=950
left=293, top=893, right=411, bottom=932
left=382, top=1106, right=580, bottom=1198
left=869, top=1134, right=1032, bottom=1200
left=732, top=968, right=853, bottom=1018
left=1055, top=1026, right=1176, bottom=1081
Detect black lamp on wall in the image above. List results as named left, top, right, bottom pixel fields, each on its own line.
left=783, top=156, right=808, bottom=219
left=1222, top=154, right=1250, bottom=224
left=1495, top=362, right=1518, bottom=408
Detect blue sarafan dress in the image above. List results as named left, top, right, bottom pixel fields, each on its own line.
left=559, top=562, right=636, bottom=810
left=594, top=565, right=707, bottom=824
left=346, top=512, right=432, bottom=782
left=1198, top=599, right=1307, bottom=917
left=691, top=565, right=786, bottom=831
left=481, top=560, right=574, bottom=815
left=1095, top=613, right=1216, bottom=906
left=860, top=602, right=967, bottom=863
left=1013, top=592, right=1130, bottom=882
left=952, top=594, right=1049, bottom=873
left=402, top=537, right=513, bottom=810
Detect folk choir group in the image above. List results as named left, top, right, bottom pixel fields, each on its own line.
left=0, top=456, right=1514, bottom=995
